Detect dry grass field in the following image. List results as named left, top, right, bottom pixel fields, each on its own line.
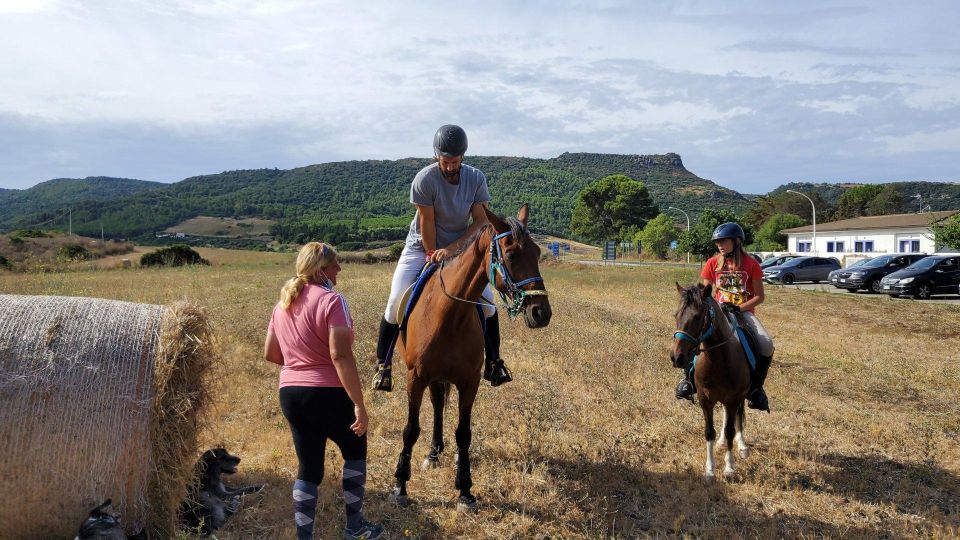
left=2, top=248, right=958, bottom=539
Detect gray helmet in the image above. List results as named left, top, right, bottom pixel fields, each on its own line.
left=433, top=125, right=468, bottom=157
left=711, top=222, right=745, bottom=242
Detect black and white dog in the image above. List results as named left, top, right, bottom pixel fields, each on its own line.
left=180, top=448, right=265, bottom=535
left=75, top=499, right=145, bottom=540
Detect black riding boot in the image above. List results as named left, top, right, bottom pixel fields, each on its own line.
left=747, top=355, right=772, bottom=412
left=372, top=317, right=399, bottom=392
left=482, top=312, right=512, bottom=387
left=675, top=368, right=695, bottom=401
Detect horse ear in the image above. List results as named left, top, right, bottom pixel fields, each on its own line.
left=702, top=283, right=713, bottom=299
left=484, top=205, right=509, bottom=232
left=675, top=281, right=684, bottom=294
left=517, top=203, right=530, bottom=226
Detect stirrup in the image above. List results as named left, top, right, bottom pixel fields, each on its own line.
left=372, top=364, right=392, bottom=392
left=486, top=359, right=512, bottom=387
left=747, top=388, right=770, bottom=413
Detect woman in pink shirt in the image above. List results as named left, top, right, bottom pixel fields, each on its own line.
left=264, top=242, right=383, bottom=540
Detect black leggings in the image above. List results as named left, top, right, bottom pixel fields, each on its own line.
left=279, top=386, right=367, bottom=484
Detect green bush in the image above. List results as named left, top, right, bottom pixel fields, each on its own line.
left=337, top=241, right=365, bottom=251
left=140, top=244, right=210, bottom=267
left=57, top=244, right=92, bottom=261
left=9, top=236, right=25, bottom=247
left=0, top=254, right=11, bottom=270
left=13, top=229, right=51, bottom=238
left=388, top=242, right=405, bottom=261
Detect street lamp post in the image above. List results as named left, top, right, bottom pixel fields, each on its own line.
left=786, top=189, right=816, bottom=255
left=668, top=206, right=691, bottom=264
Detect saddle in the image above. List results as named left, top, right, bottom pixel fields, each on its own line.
left=688, top=308, right=758, bottom=378
left=395, top=262, right=486, bottom=332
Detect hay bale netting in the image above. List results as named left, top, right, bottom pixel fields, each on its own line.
left=0, top=295, right=215, bottom=539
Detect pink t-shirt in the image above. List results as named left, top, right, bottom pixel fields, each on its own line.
left=268, top=283, right=354, bottom=388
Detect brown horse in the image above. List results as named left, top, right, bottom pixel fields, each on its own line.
left=391, top=204, right=552, bottom=510
left=671, top=282, right=751, bottom=480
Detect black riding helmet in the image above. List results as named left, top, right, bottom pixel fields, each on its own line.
left=711, top=222, right=745, bottom=242
left=433, top=125, right=468, bottom=157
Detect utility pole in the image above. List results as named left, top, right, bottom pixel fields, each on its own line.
left=69, top=208, right=72, bottom=236
left=786, top=190, right=816, bottom=255
left=913, top=194, right=922, bottom=213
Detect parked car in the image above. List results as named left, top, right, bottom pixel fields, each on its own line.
left=880, top=255, right=960, bottom=299
left=762, top=256, right=841, bottom=284
left=829, top=257, right=874, bottom=288
left=760, top=254, right=801, bottom=269
left=833, top=253, right=929, bottom=293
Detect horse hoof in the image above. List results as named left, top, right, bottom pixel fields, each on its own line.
left=739, top=447, right=750, bottom=459
left=703, top=472, right=716, bottom=483
left=457, top=496, right=478, bottom=513
left=421, top=457, right=440, bottom=471
left=389, top=491, right=411, bottom=507
left=723, top=468, right=736, bottom=479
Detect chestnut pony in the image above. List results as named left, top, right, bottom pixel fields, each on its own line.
left=390, top=204, right=552, bottom=511
left=671, top=282, right=751, bottom=480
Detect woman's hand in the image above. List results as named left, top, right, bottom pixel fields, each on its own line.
left=351, top=405, right=368, bottom=436
left=428, top=248, right=451, bottom=264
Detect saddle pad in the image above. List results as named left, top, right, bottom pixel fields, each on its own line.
left=395, top=283, right=415, bottom=327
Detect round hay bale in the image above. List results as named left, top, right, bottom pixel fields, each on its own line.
left=0, top=295, right=215, bottom=539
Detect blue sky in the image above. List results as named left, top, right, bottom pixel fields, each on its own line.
left=2, top=0, right=959, bottom=193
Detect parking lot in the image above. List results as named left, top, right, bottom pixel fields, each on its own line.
left=769, top=282, right=960, bottom=305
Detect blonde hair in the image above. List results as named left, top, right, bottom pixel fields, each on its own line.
left=279, top=242, right=338, bottom=309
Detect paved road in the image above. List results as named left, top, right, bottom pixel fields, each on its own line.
left=767, top=282, right=960, bottom=305
left=573, top=259, right=960, bottom=305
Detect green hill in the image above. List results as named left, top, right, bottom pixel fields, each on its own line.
left=771, top=181, right=960, bottom=211
left=0, top=153, right=752, bottom=243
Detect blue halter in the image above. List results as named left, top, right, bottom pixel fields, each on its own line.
left=488, top=230, right=547, bottom=319
left=673, top=304, right=717, bottom=348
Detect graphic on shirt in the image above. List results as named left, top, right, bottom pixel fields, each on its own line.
left=716, top=270, right=750, bottom=306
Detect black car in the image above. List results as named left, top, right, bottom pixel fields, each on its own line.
left=829, top=257, right=874, bottom=288
left=880, top=255, right=960, bottom=299
left=833, top=253, right=929, bottom=293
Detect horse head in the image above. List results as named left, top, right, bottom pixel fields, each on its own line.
left=671, top=282, right=715, bottom=369
left=484, top=204, right=552, bottom=328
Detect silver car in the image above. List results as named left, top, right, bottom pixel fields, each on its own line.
left=763, top=256, right=841, bottom=284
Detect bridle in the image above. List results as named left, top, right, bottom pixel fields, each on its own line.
left=488, top=230, right=548, bottom=319
left=673, top=301, right=729, bottom=354
left=437, top=226, right=548, bottom=319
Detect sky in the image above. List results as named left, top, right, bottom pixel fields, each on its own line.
left=2, top=0, right=959, bottom=193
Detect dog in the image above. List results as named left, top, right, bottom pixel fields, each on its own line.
left=180, top=448, right=265, bottom=535
left=75, top=499, right=146, bottom=540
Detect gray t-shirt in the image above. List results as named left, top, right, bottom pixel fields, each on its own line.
left=405, top=163, right=491, bottom=249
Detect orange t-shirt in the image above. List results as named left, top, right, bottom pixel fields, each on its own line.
left=700, top=254, right=763, bottom=312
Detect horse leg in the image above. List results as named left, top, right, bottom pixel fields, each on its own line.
left=722, top=402, right=738, bottom=479
left=422, top=381, right=447, bottom=470
left=735, top=401, right=749, bottom=458
left=454, top=378, right=480, bottom=512
left=391, top=376, right=427, bottom=506
left=717, top=404, right=728, bottom=447
left=701, top=399, right=716, bottom=481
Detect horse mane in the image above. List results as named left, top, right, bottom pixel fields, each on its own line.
left=679, top=284, right=706, bottom=313
left=446, top=214, right=529, bottom=261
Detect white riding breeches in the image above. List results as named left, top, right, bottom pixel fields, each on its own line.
left=383, top=245, right=497, bottom=324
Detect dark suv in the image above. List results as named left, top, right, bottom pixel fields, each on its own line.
left=833, top=253, right=929, bottom=293
left=880, top=255, right=960, bottom=299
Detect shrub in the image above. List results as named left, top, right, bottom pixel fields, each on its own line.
left=9, top=236, right=25, bottom=248
left=140, top=244, right=210, bottom=267
left=388, top=242, right=405, bottom=261
left=337, top=241, right=365, bottom=251
left=57, top=244, right=92, bottom=262
left=0, top=254, right=10, bottom=270
left=13, top=229, right=51, bottom=238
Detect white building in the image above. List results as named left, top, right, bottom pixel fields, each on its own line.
left=781, top=210, right=958, bottom=258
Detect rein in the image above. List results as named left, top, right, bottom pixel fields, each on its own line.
left=673, top=303, right=731, bottom=354
left=436, top=228, right=548, bottom=319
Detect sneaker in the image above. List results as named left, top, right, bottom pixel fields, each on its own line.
left=343, top=519, right=384, bottom=540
